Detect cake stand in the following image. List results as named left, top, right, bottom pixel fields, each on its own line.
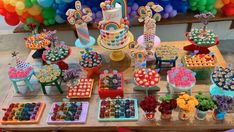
left=75, top=36, right=96, bottom=49
left=97, top=32, right=134, bottom=61
left=42, top=46, right=71, bottom=70
left=184, top=32, right=219, bottom=54
left=210, top=74, right=234, bottom=97
left=137, top=35, right=161, bottom=49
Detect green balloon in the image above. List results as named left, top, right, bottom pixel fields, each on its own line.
left=26, top=17, right=35, bottom=24
left=31, top=0, right=38, bottom=4
left=207, top=0, right=216, bottom=5
left=198, top=5, right=206, bottom=11
left=25, top=0, right=33, bottom=8
left=198, top=0, right=207, bottom=6
left=190, top=1, right=197, bottom=6
left=206, top=5, right=214, bottom=10
left=48, top=19, right=55, bottom=25
left=211, top=8, right=217, bottom=15
left=23, top=24, right=30, bottom=31
left=191, top=6, right=197, bottom=11
left=42, top=8, right=56, bottom=19
left=44, top=20, right=50, bottom=26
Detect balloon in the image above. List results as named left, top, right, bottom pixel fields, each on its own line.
left=130, top=11, right=137, bottom=17
left=198, top=5, right=206, bottom=11
left=207, top=0, right=216, bottom=5
left=5, top=13, right=20, bottom=26
left=31, top=0, right=38, bottom=4
left=16, top=9, right=24, bottom=15
left=215, top=0, right=224, bottom=9
left=16, top=1, right=25, bottom=10
left=131, top=3, right=139, bottom=11
left=222, top=0, right=230, bottom=4
left=25, top=0, right=33, bottom=8
left=190, top=1, right=197, bottom=6
left=34, top=15, right=44, bottom=23
left=28, top=5, right=41, bottom=16
left=165, top=5, right=173, bottom=13
left=211, top=8, right=217, bottom=15
left=0, top=0, right=4, bottom=9
left=0, top=8, right=7, bottom=16
left=55, top=15, right=65, bottom=23
left=10, top=0, right=17, bottom=6
left=42, top=7, right=56, bottom=19
left=128, top=7, right=131, bottom=14
left=163, top=13, right=169, bottom=19
left=4, top=4, right=15, bottom=13
left=96, top=11, right=102, bottom=19
left=198, top=0, right=207, bottom=5
left=92, top=12, right=96, bottom=20
left=37, top=0, right=54, bottom=8
left=48, top=18, right=55, bottom=24
left=169, top=10, right=177, bottom=17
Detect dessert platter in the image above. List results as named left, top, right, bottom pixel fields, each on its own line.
left=47, top=102, right=89, bottom=124
left=98, top=98, right=138, bottom=121
left=1, top=102, right=45, bottom=124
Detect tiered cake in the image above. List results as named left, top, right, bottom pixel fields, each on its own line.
left=98, top=0, right=130, bottom=50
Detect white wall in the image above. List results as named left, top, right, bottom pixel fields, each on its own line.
left=0, top=16, right=16, bottom=34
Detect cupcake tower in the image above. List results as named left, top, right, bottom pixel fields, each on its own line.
left=35, top=64, right=61, bottom=83
left=1, top=102, right=45, bottom=124
left=184, top=54, right=215, bottom=68
left=167, top=67, right=196, bottom=95
left=98, top=70, right=124, bottom=98
left=47, top=102, right=89, bottom=124
left=134, top=68, right=160, bottom=95
left=98, top=98, right=138, bottom=121
left=184, top=12, right=219, bottom=54
left=211, top=66, right=234, bottom=91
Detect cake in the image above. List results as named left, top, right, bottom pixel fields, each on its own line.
left=98, top=0, right=130, bottom=50
left=167, top=67, right=196, bottom=88
left=184, top=54, right=215, bottom=68
left=211, top=66, right=234, bottom=91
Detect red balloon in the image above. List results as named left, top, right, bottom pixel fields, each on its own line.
left=34, top=15, right=44, bottom=23
left=222, top=3, right=234, bottom=16
left=0, top=0, right=4, bottom=9
left=5, top=13, right=20, bottom=26
left=0, top=8, right=7, bottom=16
left=19, top=16, right=26, bottom=24
left=4, top=4, right=15, bottom=13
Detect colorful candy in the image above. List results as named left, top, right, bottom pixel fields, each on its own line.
left=184, top=54, right=215, bottom=68
left=44, top=44, right=70, bottom=62
left=35, top=64, right=61, bottom=83
left=155, top=45, right=178, bottom=60
left=80, top=48, right=102, bottom=68
left=25, top=32, right=51, bottom=50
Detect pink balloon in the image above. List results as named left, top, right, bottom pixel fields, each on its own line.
left=169, top=10, right=177, bottom=18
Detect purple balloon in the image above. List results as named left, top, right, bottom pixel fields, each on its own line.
left=92, top=12, right=96, bottom=20
left=163, top=13, right=169, bottom=19
left=96, top=11, right=103, bottom=19
left=131, top=3, right=139, bottom=11
left=128, top=7, right=132, bottom=14
left=165, top=5, right=173, bottom=13
left=169, top=10, right=177, bottom=18
left=130, top=11, right=137, bottom=17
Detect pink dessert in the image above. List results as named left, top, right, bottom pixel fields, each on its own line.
left=167, top=67, right=196, bottom=88
left=134, top=68, right=160, bottom=87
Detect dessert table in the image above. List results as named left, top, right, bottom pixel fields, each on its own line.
left=0, top=41, right=233, bottom=132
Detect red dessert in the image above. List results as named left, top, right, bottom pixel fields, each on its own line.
left=134, top=68, right=160, bottom=87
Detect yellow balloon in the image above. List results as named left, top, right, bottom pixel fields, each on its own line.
left=16, top=1, right=25, bottom=10
left=100, top=2, right=106, bottom=8
left=28, top=5, right=41, bottom=16
left=16, top=9, right=23, bottom=16
left=215, top=0, right=224, bottom=9
left=3, top=0, right=10, bottom=4
left=10, top=0, right=17, bottom=6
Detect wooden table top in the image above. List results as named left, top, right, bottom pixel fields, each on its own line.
left=0, top=41, right=232, bottom=132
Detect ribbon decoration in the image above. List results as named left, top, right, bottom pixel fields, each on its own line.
left=66, top=0, right=93, bottom=25
left=138, top=2, right=163, bottom=23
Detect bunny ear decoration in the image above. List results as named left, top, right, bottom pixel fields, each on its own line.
left=66, top=9, right=76, bottom=17
left=153, top=13, right=161, bottom=22
left=67, top=17, right=76, bottom=25
left=138, top=6, right=146, bottom=16
left=151, top=5, right=164, bottom=12
left=75, top=1, right=82, bottom=10
left=82, top=15, right=92, bottom=22
left=145, top=6, right=153, bottom=17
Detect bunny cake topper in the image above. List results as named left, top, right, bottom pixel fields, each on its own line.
left=66, top=0, right=95, bottom=48
left=137, top=2, right=163, bottom=54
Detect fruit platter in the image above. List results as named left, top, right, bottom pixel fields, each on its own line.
left=47, top=102, right=89, bottom=124
left=67, top=78, right=94, bottom=99
left=1, top=102, right=45, bottom=124
left=98, top=98, right=138, bottom=121
left=98, top=70, right=124, bottom=98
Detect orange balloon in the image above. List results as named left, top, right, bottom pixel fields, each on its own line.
left=34, top=15, right=44, bottom=23
left=22, top=12, right=30, bottom=19
left=215, top=0, right=224, bottom=9
left=0, top=0, right=4, bottom=9
left=231, top=0, right=234, bottom=4
left=222, top=0, right=230, bottom=4
left=4, top=4, right=15, bottom=13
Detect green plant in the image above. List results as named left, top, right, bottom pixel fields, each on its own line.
left=195, top=92, right=216, bottom=111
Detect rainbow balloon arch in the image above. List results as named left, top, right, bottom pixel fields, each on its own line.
left=0, top=0, right=233, bottom=28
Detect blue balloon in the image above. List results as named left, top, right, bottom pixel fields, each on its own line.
left=55, top=15, right=66, bottom=23
left=37, top=0, right=54, bottom=8
left=63, top=0, right=73, bottom=3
